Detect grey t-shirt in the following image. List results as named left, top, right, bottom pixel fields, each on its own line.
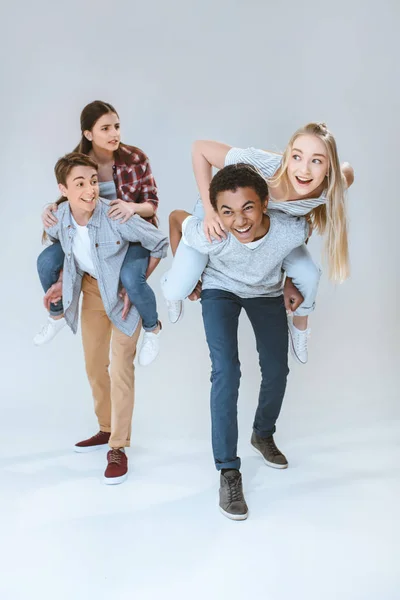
left=225, top=147, right=327, bottom=216
left=98, top=180, right=118, bottom=200
left=182, top=211, right=308, bottom=298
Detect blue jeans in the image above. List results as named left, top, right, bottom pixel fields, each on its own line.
left=37, top=242, right=65, bottom=317
left=201, top=289, right=289, bottom=471
left=37, top=242, right=158, bottom=330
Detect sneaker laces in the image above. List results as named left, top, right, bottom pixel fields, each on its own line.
left=264, top=437, right=282, bottom=457
left=167, top=299, right=180, bottom=309
left=93, top=431, right=108, bottom=440
left=167, top=299, right=182, bottom=315
left=293, top=328, right=310, bottom=354
left=142, top=332, right=158, bottom=352
left=108, top=449, right=123, bottom=464
left=225, top=472, right=244, bottom=503
left=36, top=322, right=51, bottom=337
left=37, top=317, right=64, bottom=337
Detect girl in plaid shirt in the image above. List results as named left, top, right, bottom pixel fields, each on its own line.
left=35, top=101, right=162, bottom=367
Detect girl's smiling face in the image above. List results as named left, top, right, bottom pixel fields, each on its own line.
left=287, top=134, right=329, bottom=196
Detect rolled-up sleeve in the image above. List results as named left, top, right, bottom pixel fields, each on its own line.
left=117, top=215, right=168, bottom=258
left=225, top=147, right=282, bottom=179
left=181, top=216, right=226, bottom=254
left=139, top=158, right=159, bottom=210
left=44, top=220, right=61, bottom=241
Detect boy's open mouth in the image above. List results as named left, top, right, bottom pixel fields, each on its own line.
left=234, top=224, right=252, bottom=237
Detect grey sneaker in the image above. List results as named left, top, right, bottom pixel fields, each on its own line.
left=219, top=470, right=248, bottom=521
left=251, top=432, right=288, bottom=469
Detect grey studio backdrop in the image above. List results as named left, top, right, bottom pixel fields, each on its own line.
left=0, top=0, right=398, bottom=446
left=0, top=0, right=398, bottom=546
left=0, top=0, right=399, bottom=598
left=1, top=0, right=398, bottom=445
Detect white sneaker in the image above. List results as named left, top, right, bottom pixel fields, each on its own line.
left=138, top=323, right=162, bottom=367
left=288, top=319, right=310, bottom=365
left=34, top=316, right=66, bottom=346
left=166, top=299, right=184, bottom=324
left=160, top=275, right=184, bottom=324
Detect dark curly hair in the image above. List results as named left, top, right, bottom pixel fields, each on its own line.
left=209, top=163, right=269, bottom=210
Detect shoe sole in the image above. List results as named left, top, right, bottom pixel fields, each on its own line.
left=219, top=506, right=248, bottom=521
left=251, top=444, right=288, bottom=469
left=74, top=443, right=109, bottom=453
left=288, top=326, right=307, bottom=365
left=33, top=336, right=58, bottom=347
left=103, top=473, right=128, bottom=485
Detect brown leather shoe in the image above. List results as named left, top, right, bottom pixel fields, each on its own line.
left=74, top=431, right=110, bottom=453
left=104, top=448, right=128, bottom=485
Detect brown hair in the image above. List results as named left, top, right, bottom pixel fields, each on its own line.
left=73, top=100, right=119, bottom=154
left=54, top=152, right=98, bottom=207
left=42, top=153, right=98, bottom=242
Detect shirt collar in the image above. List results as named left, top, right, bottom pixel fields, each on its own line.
left=62, top=200, right=102, bottom=229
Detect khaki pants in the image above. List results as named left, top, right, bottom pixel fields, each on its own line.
left=81, top=275, right=141, bottom=449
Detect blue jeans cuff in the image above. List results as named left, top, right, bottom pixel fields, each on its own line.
left=253, top=425, right=276, bottom=438
left=215, top=457, right=241, bottom=471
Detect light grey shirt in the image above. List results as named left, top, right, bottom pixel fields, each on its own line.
left=225, top=147, right=327, bottom=216
left=98, top=180, right=117, bottom=200
left=45, top=198, right=168, bottom=336
left=182, top=211, right=308, bottom=298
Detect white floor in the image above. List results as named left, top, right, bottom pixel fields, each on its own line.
left=1, top=299, right=399, bottom=599
left=1, top=408, right=399, bottom=599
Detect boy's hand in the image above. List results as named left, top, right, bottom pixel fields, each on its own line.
left=119, top=287, right=132, bottom=320
left=108, top=200, right=135, bottom=223
left=188, top=280, right=202, bottom=301
left=43, top=281, right=62, bottom=310
left=203, top=208, right=226, bottom=243
left=283, top=277, right=303, bottom=313
left=42, top=203, right=58, bottom=228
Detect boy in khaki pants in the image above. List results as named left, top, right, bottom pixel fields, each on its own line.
left=42, top=153, right=168, bottom=484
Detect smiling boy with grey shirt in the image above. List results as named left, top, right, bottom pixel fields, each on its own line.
left=182, top=209, right=308, bottom=297
left=168, top=163, right=308, bottom=521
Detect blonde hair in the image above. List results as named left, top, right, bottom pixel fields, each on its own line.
left=268, top=122, right=349, bottom=282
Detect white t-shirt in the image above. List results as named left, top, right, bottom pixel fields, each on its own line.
left=244, top=238, right=265, bottom=249
left=71, top=216, right=97, bottom=278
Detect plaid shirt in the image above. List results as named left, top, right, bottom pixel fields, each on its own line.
left=45, top=199, right=168, bottom=336
left=113, top=144, right=159, bottom=214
